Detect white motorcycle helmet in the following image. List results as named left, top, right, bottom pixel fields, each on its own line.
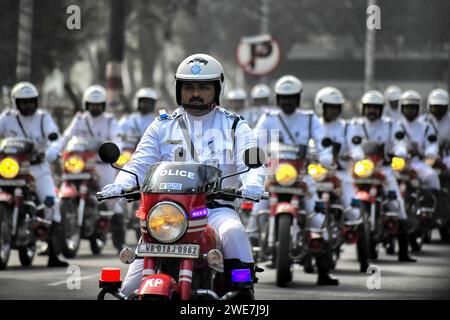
left=250, top=84, right=271, bottom=99
left=359, top=90, right=384, bottom=115
left=83, top=85, right=107, bottom=116
left=427, top=88, right=449, bottom=111
left=133, top=87, right=159, bottom=110
left=11, top=81, right=39, bottom=116
left=174, top=53, right=225, bottom=106
left=384, top=85, right=402, bottom=102
left=314, top=86, right=345, bottom=116
left=274, top=75, right=303, bottom=96
left=400, top=90, right=421, bottom=106
left=226, top=88, right=247, bottom=101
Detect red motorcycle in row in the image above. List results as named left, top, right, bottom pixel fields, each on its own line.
left=96, top=142, right=267, bottom=300
left=0, top=136, right=56, bottom=269
left=58, top=136, right=111, bottom=257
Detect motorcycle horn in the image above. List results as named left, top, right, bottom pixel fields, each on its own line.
left=98, top=142, right=121, bottom=164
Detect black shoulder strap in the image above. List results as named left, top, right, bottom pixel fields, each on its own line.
left=15, top=115, right=28, bottom=138
left=231, top=116, right=240, bottom=154
left=308, top=113, right=313, bottom=142
left=361, top=122, right=370, bottom=140
left=107, top=117, right=113, bottom=137
left=276, top=113, right=296, bottom=144
left=133, top=117, right=140, bottom=134
left=400, top=122, right=412, bottom=140
left=176, top=116, right=199, bottom=162
left=84, top=117, right=95, bottom=138
left=40, top=113, right=45, bottom=139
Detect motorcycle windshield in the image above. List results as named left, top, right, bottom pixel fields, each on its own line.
left=268, top=142, right=308, bottom=160
left=0, top=137, right=34, bottom=155
left=141, top=162, right=221, bottom=194
left=65, top=136, right=100, bottom=152
left=361, top=141, right=385, bottom=157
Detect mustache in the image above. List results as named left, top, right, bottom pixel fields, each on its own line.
left=189, top=97, right=204, bottom=104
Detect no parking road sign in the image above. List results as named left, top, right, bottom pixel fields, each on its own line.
left=236, top=34, right=281, bottom=76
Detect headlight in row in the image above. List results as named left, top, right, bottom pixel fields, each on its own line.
left=354, top=159, right=374, bottom=178
left=64, top=156, right=85, bottom=174
left=147, top=202, right=188, bottom=243
left=0, top=157, right=20, bottom=179
left=391, top=157, right=406, bottom=172
left=115, top=151, right=132, bottom=167
left=307, top=163, right=328, bottom=181
left=275, top=163, right=298, bottom=186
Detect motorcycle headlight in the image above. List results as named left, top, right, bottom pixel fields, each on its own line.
left=64, top=156, right=85, bottom=174
left=0, top=157, right=20, bottom=179
left=307, top=163, right=328, bottom=181
left=115, top=151, right=132, bottom=167
left=391, top=157, right=406, bottom=172
left=275, top=163, right=298, bottom=186
left=354, top=159, right=374, bottom=178
left=146, top=202, right=188, bottom=243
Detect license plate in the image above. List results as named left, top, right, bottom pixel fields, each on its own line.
left=62, top=173, right=91, bottom=180
left=354, top=178, right=382, bottom=185
left=269, top=186, right=304, bottom=196
left=137, top=243, right=200, bottom=258
left=0, top=179, right=26, bottom=186
left=316, top=182, right=334, bottom=192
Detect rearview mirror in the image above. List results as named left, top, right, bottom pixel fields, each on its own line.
left=98, top=142, right=120, bottom=164
left=244, top=147, right=266, bottom=169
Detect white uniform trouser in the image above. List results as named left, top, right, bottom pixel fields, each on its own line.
left=382, top=166, right=407, bottom=220
left=335, top=170, right=361, bottom=222
left=30, top=163, right=61, bottom=223
left=443, top=156, right=450, bottom=170
left=410, top=159, right=440, bottom=190
left=95, top=163, right=123, bottom=214
left=120, top=207, right=253, bottom=297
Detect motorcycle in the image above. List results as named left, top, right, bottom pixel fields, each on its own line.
left=252, top=142, right=331, bottom=287
left=115, top=134, right=141, bottom=241
left=96, top=142, right=267, bottom=300
left=308, top=157, right=369, bottom=272
left=58, top=136, right=110, bottom=257
left=392, top=156, right=436, bottom=252
left=352, top=141, right=401, bottom=260
left=0, top=137, right=53, bottom=269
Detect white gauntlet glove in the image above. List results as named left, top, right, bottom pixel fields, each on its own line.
left=45, top=147, right=59, bottom=162
left=100, top=184, right=124, bottom=198
left=240, top=184, right=264, bottom=200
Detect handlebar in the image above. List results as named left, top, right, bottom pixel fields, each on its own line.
left=96, top=187, right=140, bottom=202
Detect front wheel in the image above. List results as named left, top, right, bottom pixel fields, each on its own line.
left=60, top=199, right=81, bottom=258
left=275, top=214, right=292, bottom=287
left=18, top=243, right=36, bottom=266
left=357, top=223, right=370, bottom=272
left=0, top=203, right=12, bottom=270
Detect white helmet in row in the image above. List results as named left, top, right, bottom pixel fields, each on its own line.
left=314, top=86, right=345, bottom=116
left=427, top=88, right=449, bottom=109
left=11, top=82, right=39, bottom=116
left=400, top=90, right=421, bottom=106
left=175, top=53, right=225, bottom=106
left=83, top=85, right=107, bottom=107
left=226, top=88, right=247, bottom=101
left=251, top=84, right=271, bottom=99
left=384, top=85, right=402, bottom=102
left=133, top=87, right=159, bottom=110
left=274, top=75, right=303, bottom=96
left=359, top=90, right=384, bottom=114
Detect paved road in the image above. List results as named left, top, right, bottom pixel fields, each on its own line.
left=1, top=230, right=449, bottom=300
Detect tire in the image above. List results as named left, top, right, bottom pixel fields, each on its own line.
left=369, top=232, right=378, bottom=260
left=60, top=199, right=81, bottom=258
left=0, top=203, right=12, bottom=270
left=90, top=231, right=106, bottom=255
left=18, top=243, right=36, bottom=266
left=438, top=225, right=450, bottom=242
left=275, top=214, right=292, bottom=288
left=357, top=223, right=370, bottom=271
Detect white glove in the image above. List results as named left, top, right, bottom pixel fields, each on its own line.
left=240, top=184, right=264, bottom=200
left=394, top=147, right=407, bottom=159
left=100, top=184, right=123, bottom=198
left=45, top=147, right=59, bottom=162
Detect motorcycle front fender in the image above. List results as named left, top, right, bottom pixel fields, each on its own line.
left=0, top=192, right=13, bottom=204
left=138, top=274, right=180, bottom=299
left=272, top=202, right=298, bottom=217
